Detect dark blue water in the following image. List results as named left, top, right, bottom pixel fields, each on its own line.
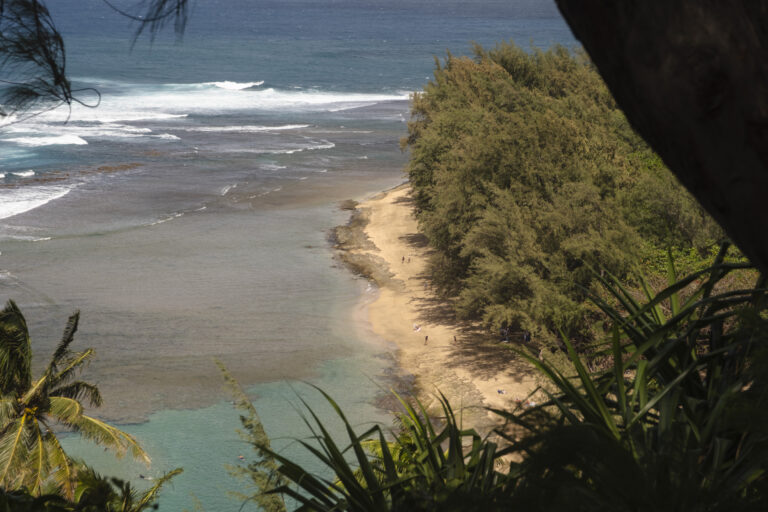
left=52, top=0, right=567, bottom=88
left=1, top=2, right=575, bottom=509
left=1, top=1, right=574, bottom=222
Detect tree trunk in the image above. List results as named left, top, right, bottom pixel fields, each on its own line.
left=555, top=1, right=768, bottom=274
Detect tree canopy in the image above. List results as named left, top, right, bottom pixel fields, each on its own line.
left=0, top=301, right=149, bottom=498
left=404, top=42, right=720, bottom=342
left=554, top=1, right=768, bottom=275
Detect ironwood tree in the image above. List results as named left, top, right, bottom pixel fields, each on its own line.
left=554, top=1, right=768, bottom=274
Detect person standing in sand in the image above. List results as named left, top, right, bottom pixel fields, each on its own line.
left=424, top=335, right=429, bottom=345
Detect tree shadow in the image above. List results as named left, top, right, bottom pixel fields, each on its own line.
left=400, top=232, right=429, bottom=248
left=408, top=272, right=537, bottom=384
left=392, top=193, right=415, bottom=206
left=447, top=328, right=537, bottom=385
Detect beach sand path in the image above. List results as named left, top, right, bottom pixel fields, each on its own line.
left=345, top=184, right=538, bottom=431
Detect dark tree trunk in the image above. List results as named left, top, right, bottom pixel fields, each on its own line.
left=555, top=1, right=768, bottom=274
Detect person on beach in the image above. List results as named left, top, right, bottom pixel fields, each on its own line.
left=424, top=335, right=429, bottom=345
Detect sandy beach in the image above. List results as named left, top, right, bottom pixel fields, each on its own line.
left=336, top=183, right=538, bottom=431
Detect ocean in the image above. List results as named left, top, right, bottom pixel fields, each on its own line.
left=0, top=1, right=575, bottom=509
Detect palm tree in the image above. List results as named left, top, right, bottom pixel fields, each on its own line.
left=0, top=300, right=149, bottom=498
left=74, top=466, right=183, bottom=512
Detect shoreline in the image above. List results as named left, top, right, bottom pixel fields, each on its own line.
left=334, top=183, right=538, bottom=432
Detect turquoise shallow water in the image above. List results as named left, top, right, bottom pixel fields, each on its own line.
left=63, top=353, right=395, bottom=511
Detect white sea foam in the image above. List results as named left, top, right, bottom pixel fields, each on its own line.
left=310, top=129, right=373, bottom=134
left=235, top=140, right=335, bottom=155
left=93, top=113, right=189, bottom=123
left=67, top=124, right=153, bottom=137
left=184, top=124, right=309, bottom=133
left=207, top=81, right=264, bottom=90
left=2, top=80, right=408, bottom=151
left=220, top=184, right=237, bottom=195
left=6, top=135, right=88, bottom=147
left=6, top=123, right=152, bottom=139
left=0, top=114, right=19, bottom=127
left=285, top=140, right=335, bottom=153
left=12, top=170, right=35, bottom=177
left=5, top=82, right=408, bottom=131
left=327, top=102, right=377, bottom=112
left=55, top=84, right=406, bottom=119
left=310, top=141, right=335, bottom=150
left=0, top=185, right=74, bottom=220
left=0, top=174, right=5, bottom=179
left=154, top=133, right=180, bottom=140
left=148, top=212, right=184, bottom=227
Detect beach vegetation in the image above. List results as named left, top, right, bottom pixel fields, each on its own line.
left=217, top=361, right=287, bottom=512
left=0, top=466, right=181, bottom=511
left=496, top=244, right=768, bottom=510
left=0, top=300, right=150, bottom=498
left=72, top=465, right=182, bottom=512
left=553, top=2, right=768, bottom=276
left=403, top=42, right=723, bottom=344
left=233, top=248, right=767, bottom=511
left=231, top=385, right=508, bottom=511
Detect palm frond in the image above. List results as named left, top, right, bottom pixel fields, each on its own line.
left=134, top=467, right=183, bottom=510
left=0, top=299, right=32, bottom=394
left=50, top=381, right=102, bottom=408
left=0, top=413, right=30, bottom=489
left=48, top=348, right=96, bottom=391
left=27, top=418, right=49, bottom=496
left=0, top=397, right=16, bottom=424
left=67, top=414, right=150, bottom=466
left=72, top=464, right=116, bottom=507
left=47, top=396, right=83, bottom=425
left=44, top=429, right=75, bottom=499
left=44, top=311, right=80, bottom=378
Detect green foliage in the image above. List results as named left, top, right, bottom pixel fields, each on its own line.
left=496, top=245, right=768, bottom=510
left=255, top=387, right=509, bottom=511
left=244, top=251, right=766, bottom=511
left=0, top=300, right=150, bottom=498
left=404, top=41, right=721, bottom=342
left=0, top=465, right=180, bottom=511
left=74, top=466, right=182, bottom=512
left=0, top=488, right=71, bottom=511
left=217, top=361, right=286, bottom=512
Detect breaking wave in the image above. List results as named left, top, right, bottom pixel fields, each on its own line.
left=0, top=185, right=75, bottom=220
